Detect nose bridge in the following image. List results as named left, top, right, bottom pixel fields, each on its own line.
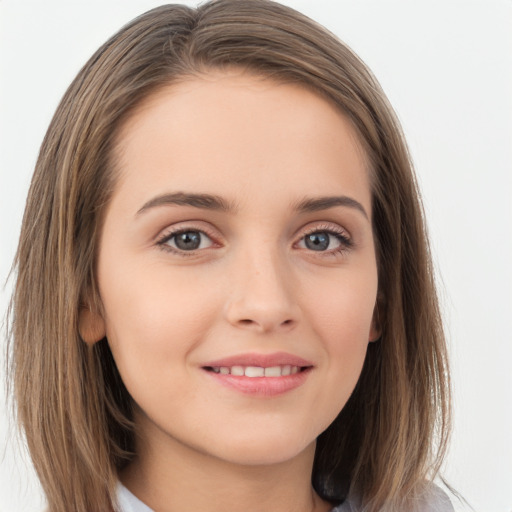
left=225, top=235, right=299, bottom=332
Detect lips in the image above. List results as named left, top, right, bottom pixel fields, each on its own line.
left=202, top=351, right=313, bottom=369
left=209, top=364, right=301, bottom=377
left=201, top=352, right=313, bottom=396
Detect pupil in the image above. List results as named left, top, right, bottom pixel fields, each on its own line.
left=175, top=231, right=201, bottom=250
left=305, top=232, right=329, bottom=251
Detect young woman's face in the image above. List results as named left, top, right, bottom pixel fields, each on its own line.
left=93, top=70, right=379, bottom=467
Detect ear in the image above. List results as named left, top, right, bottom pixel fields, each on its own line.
left=78, top=307, right=106, bottom=345
left=368, top=302, right=382, bottom=343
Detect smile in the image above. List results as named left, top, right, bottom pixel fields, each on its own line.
left=206, top=365, right=304, bottom=377
left=201, top=353, right=313, bottom=396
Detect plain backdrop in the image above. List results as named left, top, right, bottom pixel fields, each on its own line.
left=1, top=1, right=511, bottom=511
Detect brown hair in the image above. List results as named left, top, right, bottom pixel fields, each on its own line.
left=7, top=1, right=451, bottom=511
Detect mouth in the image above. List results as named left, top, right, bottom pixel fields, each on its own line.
left=203, top=365, right=310, bottom=377
left=201, top=352, right=313, bottom=396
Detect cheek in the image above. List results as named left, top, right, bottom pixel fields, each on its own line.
left=306, top=262, right=377, bottom=343
left=304, top=264, right=377, bottom=392
left=99, top=261, right=219, bottom=387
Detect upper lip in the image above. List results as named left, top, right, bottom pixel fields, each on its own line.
left=202, top=352, right=314, bottom=368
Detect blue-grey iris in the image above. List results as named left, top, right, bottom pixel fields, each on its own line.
left=175, top=231, right=201, bottom=250
left=305, top=232, right=330, bottom=251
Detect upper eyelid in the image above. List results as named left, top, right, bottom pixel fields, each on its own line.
left=156, top=222, right=218, bottom=242
left=298, top=222, right=351, bottom=240
left=155, top=221, right=349, bottom=239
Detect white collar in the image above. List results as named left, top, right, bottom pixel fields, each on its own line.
left=116, top=481, right=154, bottom=512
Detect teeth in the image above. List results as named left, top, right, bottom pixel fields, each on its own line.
left=209, top=365, right=302, bottom=377
left=231, top=366, right=244, bottom=376
left=264, top=366, right=281, bottom=377
left=245, top=366, right=265, bottom=377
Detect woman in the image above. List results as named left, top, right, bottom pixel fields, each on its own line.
left=8, top=1, right=452, bottom=510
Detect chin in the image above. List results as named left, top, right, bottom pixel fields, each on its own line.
left=202, top=432, right=317, bottom=467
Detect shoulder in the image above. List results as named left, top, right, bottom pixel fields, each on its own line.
left=414, top=483, right=455, bottom=512
left=328, top=483, right=454, bottom=512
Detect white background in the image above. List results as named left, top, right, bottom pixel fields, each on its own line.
left=1, top=1, right=511, bottom=511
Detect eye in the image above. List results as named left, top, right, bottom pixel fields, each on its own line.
left=297, top=228, right=352, bottom=253
left=157, top=229, right=214, bottom=253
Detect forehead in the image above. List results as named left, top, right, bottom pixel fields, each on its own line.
left=111, top=70, right=371, bottom=214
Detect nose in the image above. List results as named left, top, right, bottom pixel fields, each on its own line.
left=224, top=248, right=300, bottom=334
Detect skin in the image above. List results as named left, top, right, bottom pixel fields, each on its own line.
left=81, top=69, right=380, bottom=512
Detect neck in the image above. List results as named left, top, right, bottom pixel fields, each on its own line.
left=120, top=415, right=331, bottom=512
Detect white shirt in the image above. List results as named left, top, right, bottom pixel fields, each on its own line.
left=115, top=481, right=453, bottom=512
left=117, top=482, right=154, bottom=512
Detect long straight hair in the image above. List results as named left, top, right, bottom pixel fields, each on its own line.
left=8, top=1, right=451, bottom=511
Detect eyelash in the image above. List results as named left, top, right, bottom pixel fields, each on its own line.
left=156, top=225, right=219, bottom=257
left=300, top=224, right=353, bottom=256
left=155, top=223, right=353, bottom=257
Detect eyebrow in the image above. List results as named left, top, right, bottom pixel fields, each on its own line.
left=136, top=191, right=368, bottom=220
left=292, top=195, right=369, bottom=220
left=137, top=192, right=237, bottom=215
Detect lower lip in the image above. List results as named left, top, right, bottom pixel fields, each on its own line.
left=203, top=368, right=312, bottom=397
